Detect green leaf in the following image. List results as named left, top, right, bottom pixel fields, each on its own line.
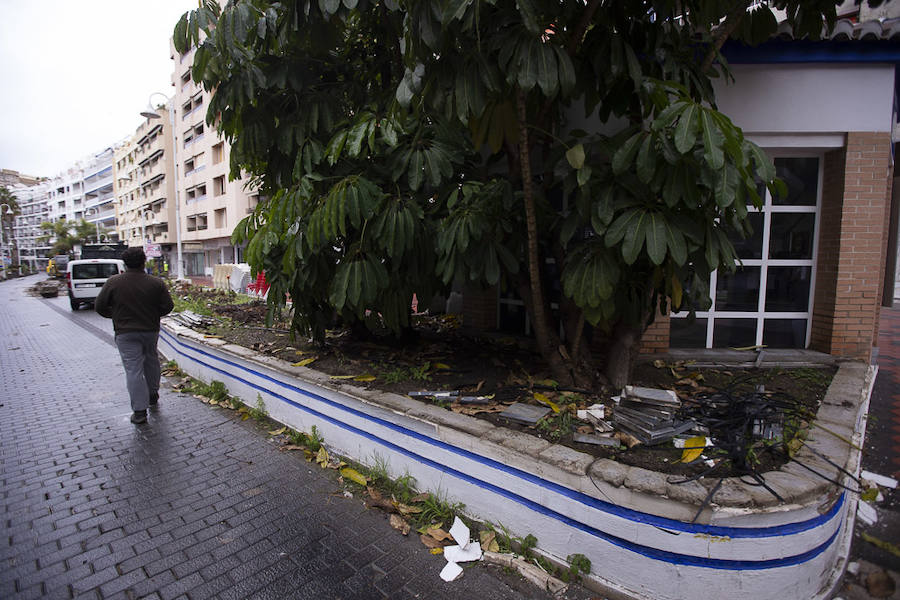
left=620, top=210, right=647, bottom=265
left=612, top=132, right=643, bottom=175
left=700, top=110, right=725, bottom=170
left=645, top=213, right=667, bottom=265
left=636, top=135, right=657, bottom=184
left=565, top=144, right=585, bottom=170
left=674, top=104, right=698, bottom=154
left=576, top=164, right=592, bottom=188
left=442, top=0, right=472, bottom=24
left=408, top=150, right=424, bottom=191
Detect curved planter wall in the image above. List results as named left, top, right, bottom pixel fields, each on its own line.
left=159, top=320, right=873, bottom=600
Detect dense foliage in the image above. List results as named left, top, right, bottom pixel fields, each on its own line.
left=175, top=0, right=852, bottom=386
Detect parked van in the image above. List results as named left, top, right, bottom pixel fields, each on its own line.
left=66, top=258, right=125, bottom=310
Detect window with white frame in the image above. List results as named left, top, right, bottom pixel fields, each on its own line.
left=670, top=155, right=821, bottom=349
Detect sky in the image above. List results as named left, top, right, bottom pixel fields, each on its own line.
left=0, top=1, right=198, bottom=178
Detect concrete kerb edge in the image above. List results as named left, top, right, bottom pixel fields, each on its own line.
left=161, top=316, right=871, bottom=518
left=159, top=318, right=876, bottom=600
left=811, top=363, right=877, bottom=600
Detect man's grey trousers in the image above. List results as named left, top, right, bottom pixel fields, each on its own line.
left=114, top=331, right=161, bottom=412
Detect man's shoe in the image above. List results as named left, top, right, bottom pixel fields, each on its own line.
left=149, top=392, right=159, bottom=409
left=131, top=410, right=148, bottom=424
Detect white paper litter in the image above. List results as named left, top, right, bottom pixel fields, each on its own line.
left=444, top=542, right=483, bottom=563
left=857, top=501, right=878, bottom=525
left=861, top=470, right=898, bottom=489
left=449, top=516, right=470, bottom=547
left=440, top=561, right=463, bottom=582
left=847, top=561, right=860, bottom=576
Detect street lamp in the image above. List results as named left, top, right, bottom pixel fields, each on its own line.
left=141, top=93, right=184, bottom=280
left=0, top=203, right=12, bottom=280
left=85, top=206, right=101, bottom=242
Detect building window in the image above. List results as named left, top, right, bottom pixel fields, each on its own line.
left=670, top=155, right=821, bottom=349
left=213, top=175, right=225, bottom=196
left=214, top=207, right=226, bottom=229
left=212, top=142, right=224, bottom=165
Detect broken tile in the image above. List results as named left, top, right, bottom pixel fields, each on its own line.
left=499, top=403, right=550, bottom=425
left=440, top=561, right=463, bottom=582
left=444, top=541, right=482, bottom=563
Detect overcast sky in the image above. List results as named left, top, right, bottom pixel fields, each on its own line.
left=0, top=1, right=197, bottom=178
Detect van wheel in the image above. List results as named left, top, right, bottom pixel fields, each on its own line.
left=69, top=295, right=79, bottom=311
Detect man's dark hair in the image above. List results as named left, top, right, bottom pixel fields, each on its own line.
left=122, top=247, right=146, bottom=269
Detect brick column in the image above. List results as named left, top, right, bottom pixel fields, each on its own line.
left=639, top=311, right=670, bottom=354
left=809, top=132, right=893, bottom=361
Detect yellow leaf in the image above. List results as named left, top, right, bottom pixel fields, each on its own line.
left=430, top=548, right=444, bottom=555
left=268, top=426, right=287, bottom=436
left=241, top=413, right=250, bottom=421
left=480, top=530, right=500, bottom=553
left=341, top=467, right=369, bottom=486
left=433, top=363, right=451, bottom=370
left=316, top=447, right=329, bottom=467
left=292, top=357, right=318, bottom=367
left=354, top=374, right=376, bottom=382
left=329, top=374, right=357, bottom=380
left=397, top=503, right=423, bottom=515
left=537, top=379, right=558, bottom=388
left=679, top=436, right=707, bottom=463
left=533, top=392, right=559, bottom=413
left=203, top=335, right=223, bottom=339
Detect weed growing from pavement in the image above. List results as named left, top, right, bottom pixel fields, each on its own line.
left=249, top=394, right=268, bottom=422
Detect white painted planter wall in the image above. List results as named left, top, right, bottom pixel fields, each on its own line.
left=159, top=320, right=872, bottom=600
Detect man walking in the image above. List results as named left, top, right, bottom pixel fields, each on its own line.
left=96, top=247, right=174, bottom=424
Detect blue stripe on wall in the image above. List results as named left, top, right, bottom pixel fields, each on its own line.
left=159, top=329, right=845, bottom=569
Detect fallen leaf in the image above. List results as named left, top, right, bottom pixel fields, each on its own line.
left=536, top=379, right=558, bottom=388
left=433, top=362, right=451, bottom=370
left=340, top=467, right=368, bottom=486
left=429, top=547, right=444, bottom=555
left=674, top=378, right=699, bottom=388
left=533, top=392, right=560, bottom=413
left=329, top=374, right=357, bottom=380
left=474, top=380, right=484, bottom=393
left=268, top=426, right=287, bottom=436
left=426, top=527, right=454, bottom=542
left=653, top=359, right=666, bottom=369
left=292, top=357, right=318, bottom=367
left=354, top=374, right=377, bottom=382
left=390, top=514, right=410, bottom=535
left=397, top=503, right=423, bottom=516
left=241, top=413, right=250, bottom=421
left=203, top=335, right=223, bottom=339
left=613, top=431, right=641, bottom=448
left=366, top=487, right=398, bottom=513
left=410, top=493, right=431, bottom=504
left=279, top=445, right=305, bottom=452
left=860, top=487, right=879, bottom=502
left=315, top=447, right=329, bottom=467
left=576, top=425, right=594, bottom=435
left=678, top=436, right=707, bottom=463
left=480, top=530, right=500, bottom=553
left=419, top=534, right=445, bottom=549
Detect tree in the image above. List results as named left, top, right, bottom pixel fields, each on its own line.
left=0, top=185, right=20, bottom=266
left=38, top=219, right=99, bottom=256
left=175, top=0, right=855, bottom=388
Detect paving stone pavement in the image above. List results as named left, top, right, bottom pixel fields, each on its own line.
left=0, top=275, right=596, bottom=600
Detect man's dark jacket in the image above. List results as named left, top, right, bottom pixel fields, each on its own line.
left=95, top=269, right=175, bottom=333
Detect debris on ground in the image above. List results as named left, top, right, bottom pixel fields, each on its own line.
left=171, top=310, right=217, bottom=328
left=612, top=386, right=695, bottom=445
left=861, top=470, right=898, bottom=490
left=439, top=517, right=483, bottom=582
left=499, top=402, right=551, bottom=425
left=481, top=552, right=568, bottom=594
left=865, top=569, right=897, bottom=598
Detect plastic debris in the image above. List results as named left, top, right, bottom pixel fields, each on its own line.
left=440, top=561, right=463, bottom=582
left=857, top=500, right=878, bottom=525
left=861, top=470, right=898, bottom=489
left=499, top=402, right=551, bottom=425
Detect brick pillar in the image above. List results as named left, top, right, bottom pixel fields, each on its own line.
left=810, top=132, right=892, bottom=361
left=639, top=311, right=670, bottom=354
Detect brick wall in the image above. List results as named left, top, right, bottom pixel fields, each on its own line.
left=639, top=310, right=670, bottom=354
left=810, top=132, right=893, bottom=360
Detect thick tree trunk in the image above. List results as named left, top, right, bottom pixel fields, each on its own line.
left=604, top=322, right=645, bottom=390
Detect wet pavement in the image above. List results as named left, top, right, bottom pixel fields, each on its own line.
left=0, top=274, right=594, bottom=600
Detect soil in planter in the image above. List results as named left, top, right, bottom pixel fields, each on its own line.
left=173, top=286, right=835, bottom=483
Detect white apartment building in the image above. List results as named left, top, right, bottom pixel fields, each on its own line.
left=171, top=40, right=259, bottom=278
left=45, top=147, right=120, bottom=243
left=113, top=107, right=177, bottom=268
left=10, top=180, right=50, bottom=271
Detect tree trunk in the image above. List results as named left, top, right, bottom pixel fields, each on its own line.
left=604, top=322, right=645, bottom=390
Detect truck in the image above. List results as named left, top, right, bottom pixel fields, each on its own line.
left=80, top=243, right=127, bottom=260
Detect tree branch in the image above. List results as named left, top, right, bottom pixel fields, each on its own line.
left=701, top=1, right=751, bottom=73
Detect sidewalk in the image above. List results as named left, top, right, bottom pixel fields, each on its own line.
left=0, top=276, right=591, bottom=600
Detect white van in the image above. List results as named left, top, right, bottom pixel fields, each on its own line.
left=66, top=258, right=125, bottom=310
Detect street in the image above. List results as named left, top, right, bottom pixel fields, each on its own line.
left=0, top=274, right=592, bottom=600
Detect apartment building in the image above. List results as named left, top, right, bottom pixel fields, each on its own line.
left=45, top=147, right=120, bottom=242
left=113, top=107, right=177, bottom=265
left=9, top=180, right=50, bottom=270
left=170, top=40, right=259, bottom=277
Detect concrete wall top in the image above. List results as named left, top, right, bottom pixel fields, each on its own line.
left=714, top=63, right=895, bottom=134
